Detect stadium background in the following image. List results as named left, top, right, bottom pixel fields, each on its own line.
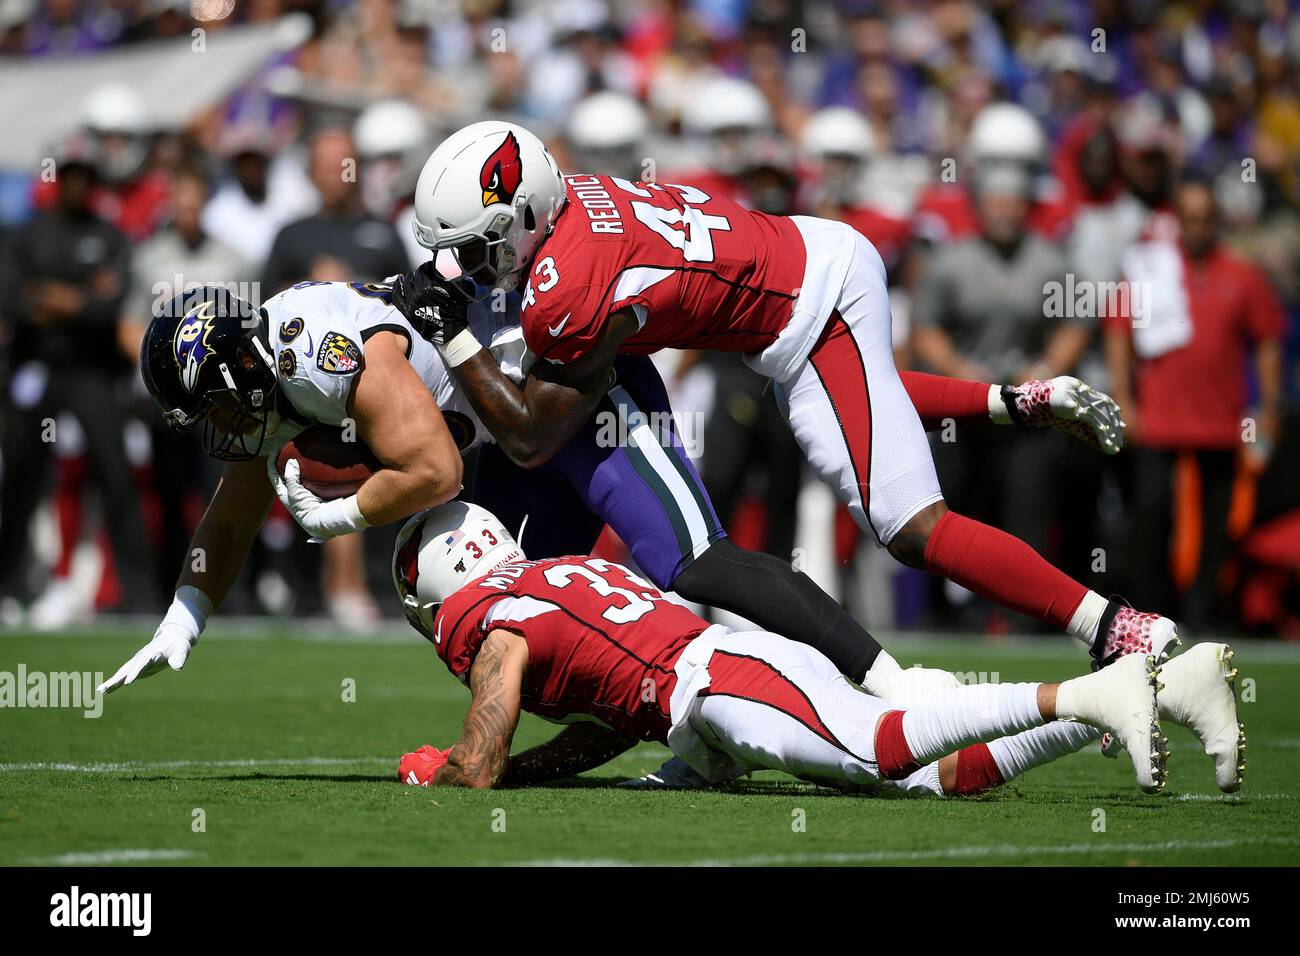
left=1, top=0, right=1298, bottom=643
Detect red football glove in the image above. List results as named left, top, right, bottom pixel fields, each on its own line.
left=398, top=744, right=452, bottom=786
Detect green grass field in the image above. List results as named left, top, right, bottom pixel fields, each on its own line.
left=2, top=624, right=1297, bottom=867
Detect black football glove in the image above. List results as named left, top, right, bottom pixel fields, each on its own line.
left=390, top=263, right=470, bottom=349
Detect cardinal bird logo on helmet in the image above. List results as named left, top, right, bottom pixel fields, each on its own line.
left=479, top=131, right=523, bottom=208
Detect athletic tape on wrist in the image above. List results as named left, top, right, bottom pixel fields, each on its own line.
left=442, top=327, right=483, bottom=368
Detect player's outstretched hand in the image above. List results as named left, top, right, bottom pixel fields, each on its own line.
left=398, top=744, right=452, bottom=786
left=390, top=263, right=470, bottom=350
left=96, top=623, right=194, bottom=696
left=1008, top=376, right=1127, bottom=455
left=267, top=457, right=368, bottom=542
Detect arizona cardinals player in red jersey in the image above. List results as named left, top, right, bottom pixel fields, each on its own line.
left=391, top=502, right=1243, bottom=795
left=402, top=121, right=1179, bottom=685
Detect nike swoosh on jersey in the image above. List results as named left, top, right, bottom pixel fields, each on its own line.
left=548, top=314, right=572, bottom=337
left=300, top=331, right=314, bottom=357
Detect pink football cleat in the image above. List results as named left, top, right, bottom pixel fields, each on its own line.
left=1003, top=376, right=1125, bottom=455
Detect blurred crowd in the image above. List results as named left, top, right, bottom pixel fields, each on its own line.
left=1, top=0, right=1298, bottom=638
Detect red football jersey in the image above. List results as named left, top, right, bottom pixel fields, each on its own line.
left=839, top=205, right=911, bottom=278
left=431, top=555, right=711, bottom=741
left=910, top=183, right=1074, bottom=245
left=520, top=174, right=807, bottom=365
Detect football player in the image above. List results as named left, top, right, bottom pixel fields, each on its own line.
left=101, top=276, right=886, bottom=707
left=94, top=281, right=490, bottom=694
left=391, top=502, right=1244, bottom=796
left=403, top=121, right=1176, bottom=688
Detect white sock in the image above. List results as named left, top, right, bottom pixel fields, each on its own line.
left=885, top=762, right=944, bottom=796
left=1067, top=590, right=1109, bottom=648
left=864, top=649, right=901, bottom=688
left=987, top=722, right=1100, bottom=782
left=900, top=682, right=1043, bottom=765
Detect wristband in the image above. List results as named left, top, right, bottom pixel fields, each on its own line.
left=988, top=384, right=1014, bottom=425
left=311, top=494, right=371, bottom=541
left=163, top=585, right=214, bottom=645
left=441, top=327, right=483, bottom=368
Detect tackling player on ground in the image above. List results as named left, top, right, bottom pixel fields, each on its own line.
left=391, top=502, right=1243, bottom=796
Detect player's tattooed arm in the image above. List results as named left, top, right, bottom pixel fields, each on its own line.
left=501, top=723, right=637, bottom=786
left=434, top=629, right=527, bottom=789
left=448, top=309, right=639, bottom=469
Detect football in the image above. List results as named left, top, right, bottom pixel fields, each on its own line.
left=275, top=424, right=381, bottom=499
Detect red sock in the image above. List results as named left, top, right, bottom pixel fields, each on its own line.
left=923, top=511, right=1088, bottom=630
left=952, top=743, right=1005, bottom=795
left=899, top=371, right=992, bottom=432
left=875, top=709, right=920, bottom=780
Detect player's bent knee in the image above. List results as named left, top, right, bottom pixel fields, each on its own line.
left=887, top=500, right=948, bottom=568
left=671, top=539, right=745, bottom=601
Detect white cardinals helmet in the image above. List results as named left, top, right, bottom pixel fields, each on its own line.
left=800, top=107, right=874, bottom=205
left=801, top=107, right=875, bottom=162
left=392, top=502, right=526, bottom=640
left=354, top=99, right=430, bottom=160
left=82, top=83, right=151, bottom=183
left=967, top=102, right=1045, bottom=166
left=412, top=121, right=566, bottom=289
left=683, top=77, right=771, bottom=176
left=568, top=91, right=649, bottom=180
left=354, top=99, right=431, bottom=216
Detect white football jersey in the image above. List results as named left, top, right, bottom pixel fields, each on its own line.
left=259, top=279, right=529, bottom=455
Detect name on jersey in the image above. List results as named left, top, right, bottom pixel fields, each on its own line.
left=567, top=176, right=623, bottom=234
left=476, top=560, right=537, bottom=592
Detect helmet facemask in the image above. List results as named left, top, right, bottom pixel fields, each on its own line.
left=156, top=327, right=278, bottom=461
left=430, top=199, right=548, bottom=299
left=200, top=383, right=275, bottom=461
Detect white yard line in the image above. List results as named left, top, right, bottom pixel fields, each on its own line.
left=27, top=848, right=204, bottom=865
left=0, top=756, right=392, bottom=773
left=513, top=836, right=1300, bottom=867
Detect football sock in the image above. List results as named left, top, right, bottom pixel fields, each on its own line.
left=875, top=682, right=1043, bottom=779
left=1067, top=590, right=1110, bottom=649
left=951, top=743, right=1004, bottom=795
left=986, top=722, right=1100, bottom=783
left=923, top=511, right=1091, bottom=637
left=898, top=371, right=993, bottom=431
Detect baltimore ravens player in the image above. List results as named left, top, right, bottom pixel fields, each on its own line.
left=390, top=502, right=1244, bottom=796
left=96, top=281, right=516, bottom=693
left=101, top=278, right=893, bottom=707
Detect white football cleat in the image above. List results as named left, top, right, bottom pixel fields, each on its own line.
left=1060, top=652, right=1166, bottom=793
left=1004, top=376, right=1126, bottom=455
left=618, top=756, right=714, bottom=790
left=1155, top=643, right=1246, bottom=793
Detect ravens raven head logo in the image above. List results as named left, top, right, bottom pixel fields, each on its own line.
left=480, top=131, right=522, bottom=208
left=173, top=299, right=218, bottom=394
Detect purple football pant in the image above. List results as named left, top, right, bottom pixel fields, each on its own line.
left=471, top=356, right=726, bottom=590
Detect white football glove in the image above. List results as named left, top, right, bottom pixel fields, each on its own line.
left=268, top=457, right=370, bottom=542
left=97, top=623, right=195, bottom=695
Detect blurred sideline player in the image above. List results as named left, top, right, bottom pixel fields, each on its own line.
left=566, top=91, right=650, bottom=184
left=799, top=107, right=911, bottom=285
left=404, top=121, right=1170, bottom=690
left=911, top=102, right=1073, bottom=246
left=392, top=502, right=1243, bottom=795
